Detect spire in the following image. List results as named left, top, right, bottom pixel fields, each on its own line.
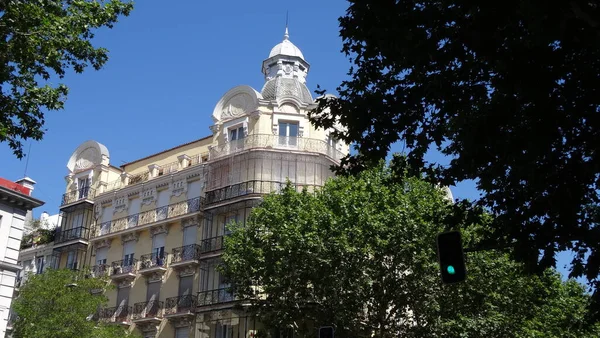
left=284, top=11, right=289, bottom=40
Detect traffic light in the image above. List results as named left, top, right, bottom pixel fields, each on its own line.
left=436, top=231, right=466, bottom=284
left=319, top=326, right=334, bottom=338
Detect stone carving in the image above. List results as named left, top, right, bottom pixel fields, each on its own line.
left=171, top=179, right=187, bottom=197
left=181, top=215, right=200, bottom=229
left=117, top=280, right=133, bottom=288
left=172, top=317, right=194, bottom=328
left=74, top=147, right=100, bottom=170
left=120, top=232, right=139, bottom=245
left=94, top=239, right=112, bottom=250
left=150, top=224, right=168, bottom=236
left=222, top=93, right=253, bottom=118
left=147, top=272, right=164, bottom=283
left=136, top=322, right=159, bottom=334
left=177, top=265, right=196, bottom=277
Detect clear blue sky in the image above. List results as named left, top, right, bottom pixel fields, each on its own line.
left=0, top=0, right=579, bottom=282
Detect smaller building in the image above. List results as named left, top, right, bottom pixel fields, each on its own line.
left=0, top=177, right=44, bottom=338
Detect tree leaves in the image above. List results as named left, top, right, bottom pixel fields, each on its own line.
left=222, top=165, right=600, bottom=337
left=11, top=268, right=139, bottom=338
left=310, top=0, right=600, bottom=318
left=0, top=0, right=133, bottom=158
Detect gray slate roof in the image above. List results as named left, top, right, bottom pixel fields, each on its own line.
left=261, top=77, right=313, bottom=105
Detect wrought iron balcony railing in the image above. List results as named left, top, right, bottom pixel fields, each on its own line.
left=95, top=197, right=203, bottom=237
left=209, top=133, right=345, bottom=161
left=110, top=259, right=138, bottom=276
left=133, top=300, right=163, bottom=320
left=55, top=226, right=90, bottom=244
left=139, top=252, right=166, bottom=270
left=165, top=295, right=197, bottom=315
left=100, top=305, right=131, bottom=323
left=200, top=236, right=224, bottom=254
left=197, top=288, right=235, bottom=307
left=61, top=187, right=96, bottom=206
left=92, top=264, right=110, bottom=278
left=171, top=244, right=201, bottom=264
left=205, top=180, right=320, bottom=205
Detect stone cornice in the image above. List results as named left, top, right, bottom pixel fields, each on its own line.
left=0, top=186, right=44, bottom=210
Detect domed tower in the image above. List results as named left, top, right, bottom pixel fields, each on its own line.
left=260, top=27, right=313, bottom=106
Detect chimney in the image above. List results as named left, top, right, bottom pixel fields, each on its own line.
left=41, top=211, right=49, bottom=222
left=15, top=176, right=36, bottom=196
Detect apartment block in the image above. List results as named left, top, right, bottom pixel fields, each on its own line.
left=51, top=29, right=347, bottom=338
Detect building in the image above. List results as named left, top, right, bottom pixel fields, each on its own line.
left=51, top=28, right=347, bottom=338
left=0, top=177, right=44, bottom=337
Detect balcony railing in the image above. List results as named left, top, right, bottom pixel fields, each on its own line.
left=172, top=244, right=201, bottom=264
left=92, top=264, right=110, bottom=278
left=61, top=187, right=95, bottom=206
left=110, top=259, right=138, bottom=276
left=200, top=236, right=224, bottom=254
left=55, top=226, right=90, bottom=244
left=139, top=252, right=166, bottom=270
left=209, top=133, right=345, bottom=161
left=100, top=305, right=131, bottom=323
left=133, top=300, right=163, bottom=320
left=205, top=180, right=320, bottom=205
left=165, top=295, right=197, bottom=315
left=95, top=197, right=203, bottom=237
left=197, top=288, right=235, bottom=307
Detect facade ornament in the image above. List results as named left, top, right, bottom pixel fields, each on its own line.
left=177, top=265, right=197, bottom=277
left=171, top=179, right=187, bottom=197
left=147, top=272, right=164, bottom=283
left=150, top=224, right=169, bottom=237
left=94, top=238, right=112, bottom=250
left=136, top=323, right=159, bottom=335
left=181, top=215, right=201, bottom=229
left=117, top=280, right=133, bottom=289
left=141, top=187, right=156, bottom=205
left=172, top=317, right=194, bottom=328
left=120, top=232, right=139, bottom=245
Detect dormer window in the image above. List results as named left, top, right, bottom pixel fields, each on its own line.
left=229, top=126, right=245, bottom=142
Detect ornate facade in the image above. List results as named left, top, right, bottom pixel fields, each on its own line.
left=51, top=28, right=348, bottom=338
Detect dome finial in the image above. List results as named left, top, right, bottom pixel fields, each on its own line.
left=284, top=11, right=289, bottom=40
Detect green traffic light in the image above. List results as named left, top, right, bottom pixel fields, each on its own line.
left=447, top=265, right=456, bottom=275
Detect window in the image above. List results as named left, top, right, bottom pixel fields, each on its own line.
left=66, top=251, right=77, bottom=270
left=175, top=327, right=189, bottom=338
left=229, top=126, right=244, bottom=141
left=151, top=233, right=166, bottom=266
left=78, top=177, right=91, bottom=198
left=123, top=241, right=135, bottom=268
left=224, top=215, right=236, bottom=236
left=278, top=121, right=298, bottom=147
left=71, top=212, right=84, bottom=229
left=35, top=256, right=44, bottom=274
left=216, top=324, right=233, bottom=338
left=179, top=275, right=193, bottom=297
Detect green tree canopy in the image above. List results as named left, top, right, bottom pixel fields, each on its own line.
left=11, top=268, right=139, bottom=338
left=0, top=0, right=133, bottom=158
left=310, top=0, right=600, bottom=311
left=222, top=165, right=600, bottom=337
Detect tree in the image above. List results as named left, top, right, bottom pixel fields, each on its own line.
left=310, top=0, right=600, bottom=313
left=11, top=268, right=139, bottom=338
left=222, top=165, right=600, bottom=337
left=0, top=0, right=133, bottom=158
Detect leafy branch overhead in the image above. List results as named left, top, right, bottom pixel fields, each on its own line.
left=0, top=0, right=133, bottom=158
left=310, top=0, right=600, bottom=316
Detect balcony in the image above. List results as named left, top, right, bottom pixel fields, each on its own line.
left=94, top=197, right=203, bottom=238
left=132, top=300, right=163, bottom=324
left=209, top=133, right=344, bottom=162
left=91, top=264, right=110, bottom=278
left=164, top=295, right=197, bottom=318
left=61, top=187, right=95, bottom=206
left=199, top=236, right=224, bottom=258
left=197, top=288, right=235, bottom=308
left=138, top=252, right=167, bottom=278
left=110, top=259, right=137, bottom=282
left=171, top=244, right=201, bottom=269
left=100, top=306, right=131, bottom=325
left=54, top=226, right=90, bottom=244
left=205, top=180, right=321, bottom=205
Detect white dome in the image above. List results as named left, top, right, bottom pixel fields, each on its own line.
left=268, top=28, right=304, bottom=59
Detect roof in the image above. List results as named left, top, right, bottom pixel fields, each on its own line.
left=120, top=135, right=212, bottom=168
left=0, top=177, right=30, bottom=195
left=261, top=77, right=314, bottom=104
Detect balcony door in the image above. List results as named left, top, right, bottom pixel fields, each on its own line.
left=229, top=126, right=245, bottom=152
left=278, top=121, right=298, bottom=148
left=151, top=233, right=166, bottom=266
left=95, top=247, right=108, bottom=276
left=122, top=241, right=135, bottom=271
left=146, top=281, right=161, bottom=317
left=116, top=286, right=130, bottom=317
left=78, top=177, right=90, bottom=198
